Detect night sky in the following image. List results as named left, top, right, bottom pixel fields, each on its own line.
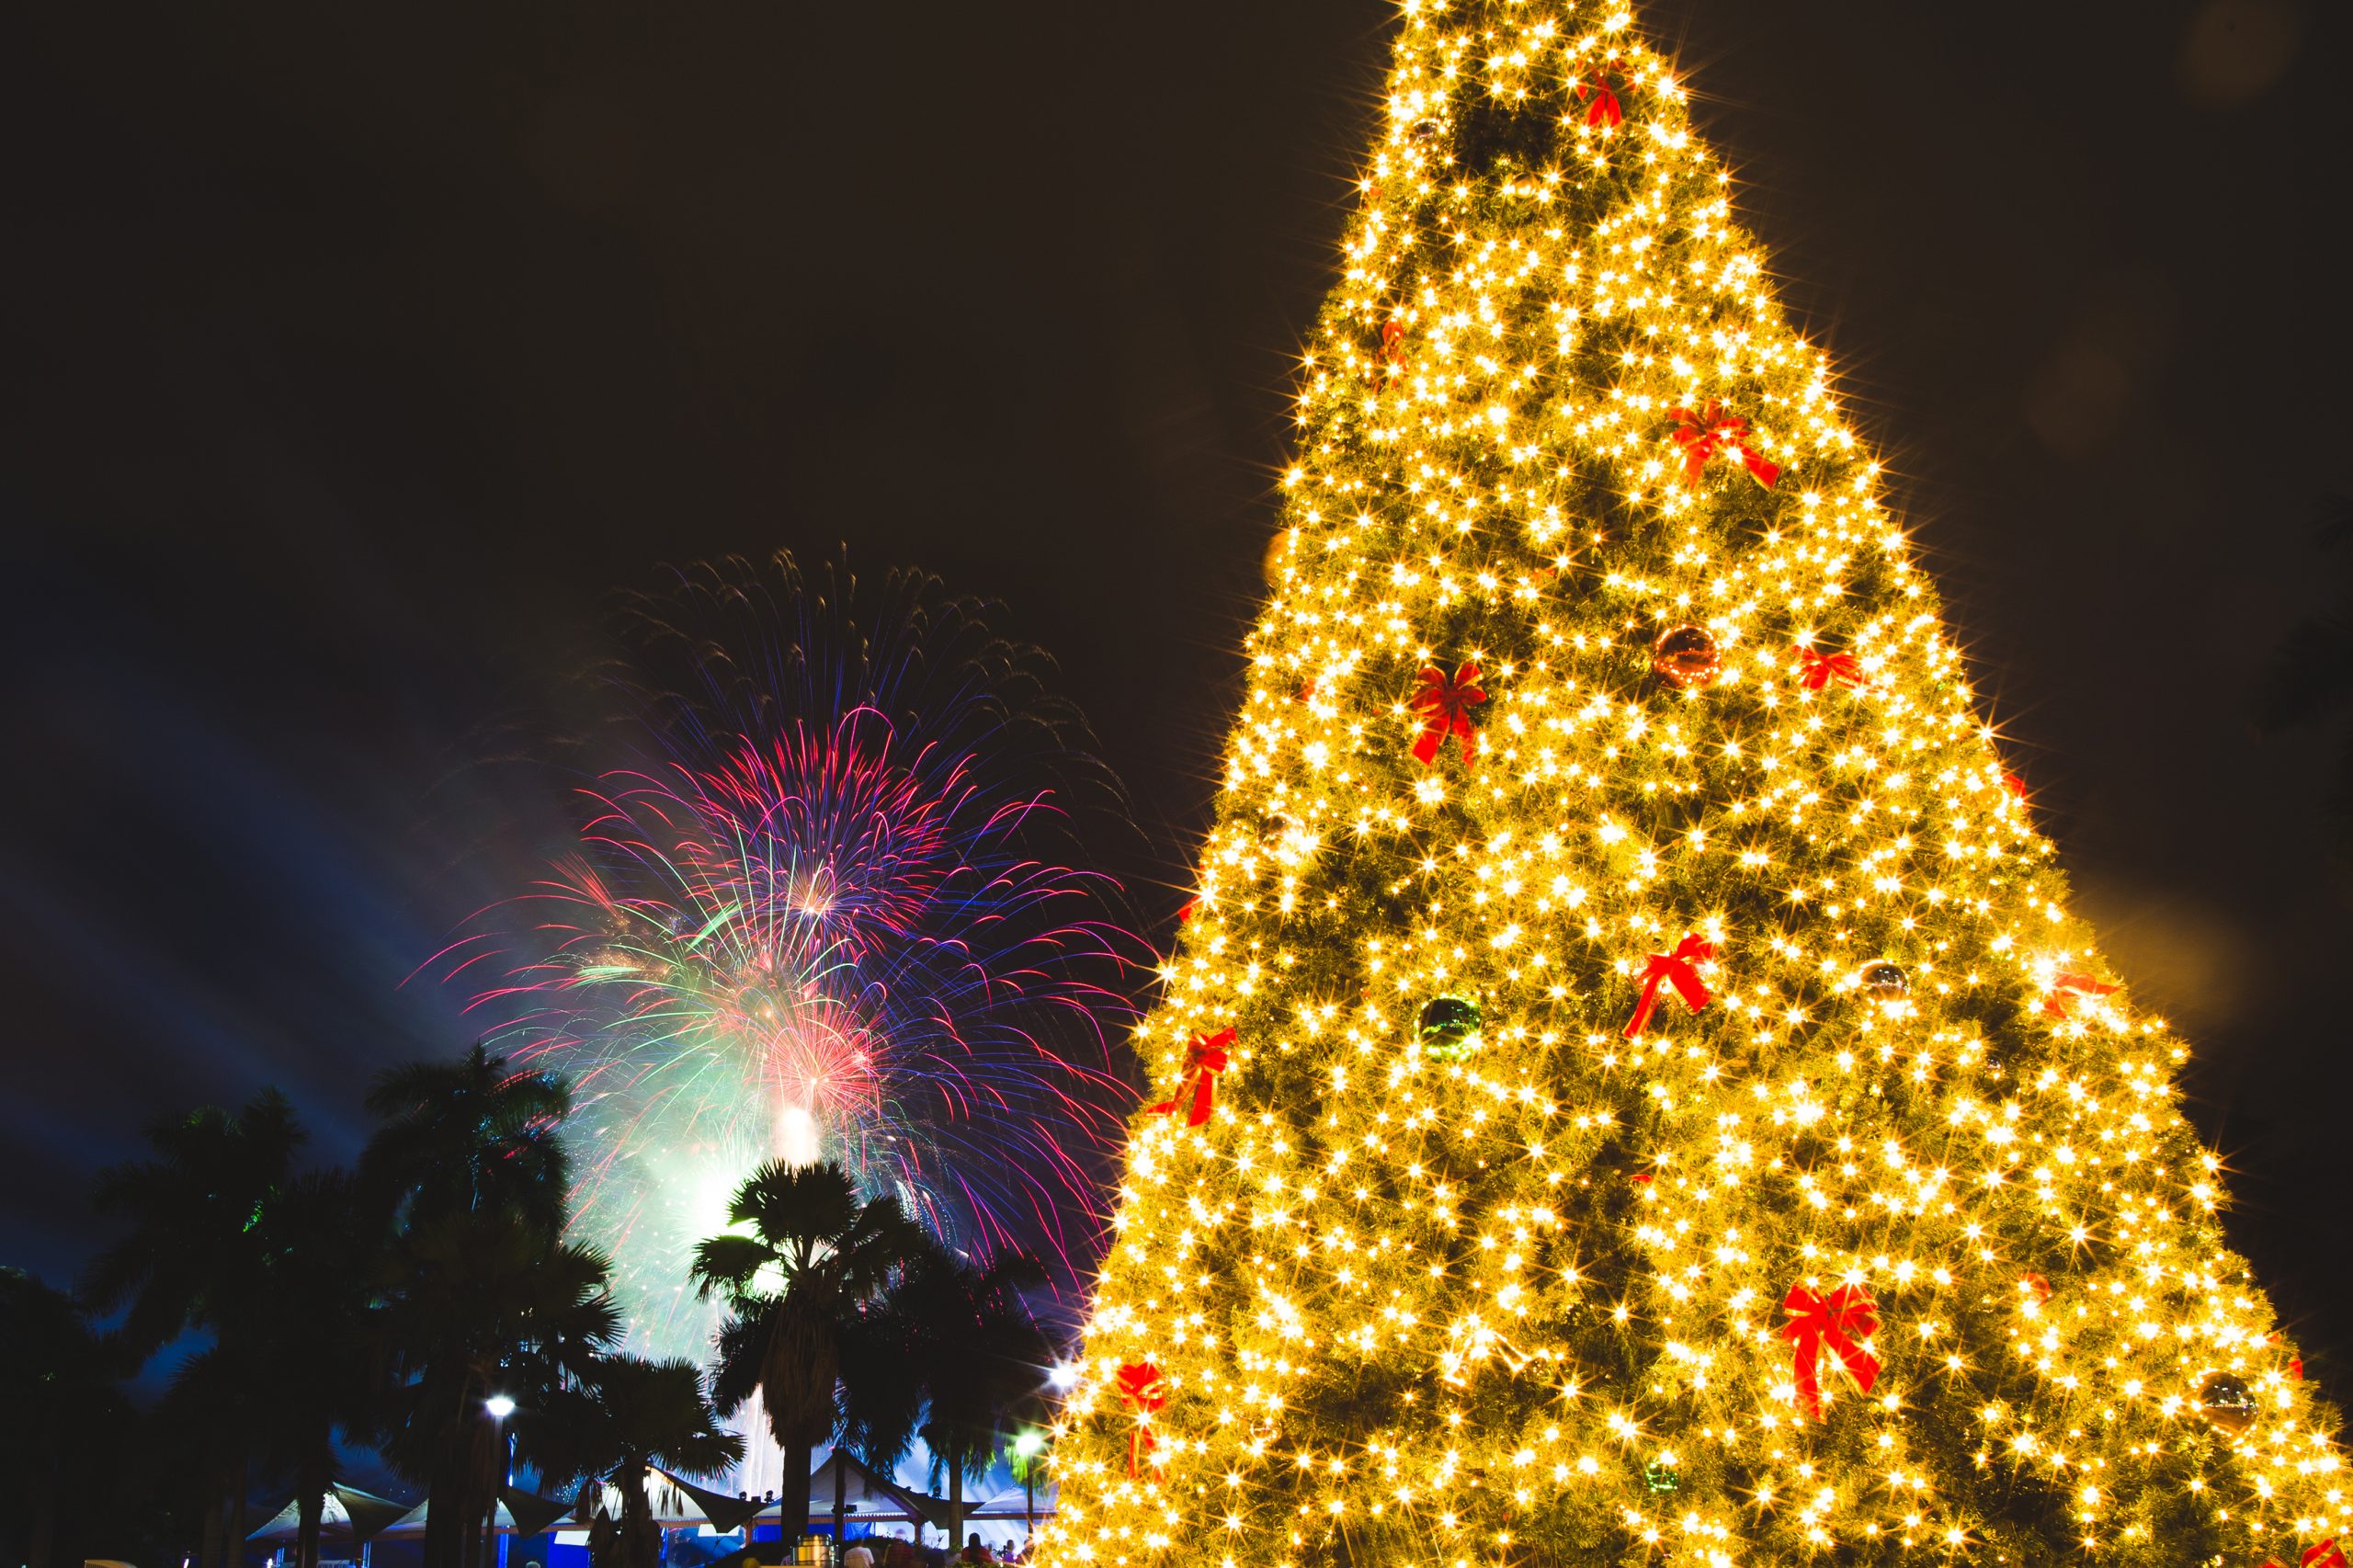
left=6, top=0, right=2351, bottom=1364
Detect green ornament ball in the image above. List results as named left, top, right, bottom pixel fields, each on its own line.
left=1417, top=995, right=1483, bottom=1061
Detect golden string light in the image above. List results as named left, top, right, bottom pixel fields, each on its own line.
left=1038, top=1, right=2343, bottom=1563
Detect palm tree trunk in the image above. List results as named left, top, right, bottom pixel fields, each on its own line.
left=296, top=1460, right=328, bottom=1568
left=574, top=1480, right=600, bottom=1568
left=27, top=1454, right=58, bottom=1568
left=780, top=1440, right=813, bottom=1563
left=832, top=1452, right=846, bottom=1547
left=619, top=1471, right=658, bottom=1568
left=465, top=1411, right=499, bottom=1568
left=199, top=1485, right=226, bottom=1568
left=423, top=1446, right=465, bottom=1568
left=947, top=1461, right=963, bottom=1560
left=231, top=1456, right=252, bottom=1568
left=28, top=1498, right=56, bottom=1568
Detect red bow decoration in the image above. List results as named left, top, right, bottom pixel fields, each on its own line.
left=1781, top=1284, right=1881, bottom=1418
left=2302, top=1544, right=2346, bottom=1568
left=1409, top=662, right=1486, bottom=766
left=1382, top=317, right=1407, bottom=368
left=1146, top=1029, right=1234, bottom=1128
left=1574, top=62, right=1624, bottom=128
left=2041, top=972, right=2119, bottom=1019
left=1794, top=647, right=1865, bottom=691
left=1671, top=400, right=1780, bottom=489
left=1622, top=934, right=1715, bottom=1038
left=2003, top=772, right=2029, bottom=801
left=1115, top=1361, right=1169, bottom=1478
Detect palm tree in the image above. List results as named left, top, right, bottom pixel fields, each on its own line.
left=363, top=1043, right=598, bottom=1568
left=151, top=1343, right=284, bottom=1568
left=529, top=1356, right=744, bottom=1568
left=119, top=1163, right=389, bottom=1568
left=688, top=1161, right=926, bottom=1545
left=0, top=1269, right=135, bottom=1568
left=890, top=1253, right=1052, bottom=1550
left=363, top=1041, right=572, bottom=1231
left=82, top=1088, right=305, bottom=1568
left=83, top=1088, right=305, bottom=1353
left=373, top=1207, right=620, bottom=1568
left=249, top=1170, right=392, bottom=1568
left=832, top=1301, right=928, bottom=1540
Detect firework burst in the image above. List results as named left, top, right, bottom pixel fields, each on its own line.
left=439, top=552, right=1145, bottom=1355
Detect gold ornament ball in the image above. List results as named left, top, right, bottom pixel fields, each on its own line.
left=1652, top=624, right=1722, bottom=687
left=2199, top=1373, right=2256, bottom=1437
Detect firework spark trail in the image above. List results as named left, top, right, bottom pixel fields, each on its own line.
left=440, top=553, right=1146, bottom=1358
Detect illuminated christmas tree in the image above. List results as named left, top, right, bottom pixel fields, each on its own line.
left=1039, top=3, right=2346, bottom=1566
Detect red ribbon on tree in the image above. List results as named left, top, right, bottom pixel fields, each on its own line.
left=1382, top=317, right=1407, bottom=369
left=1409, top=662, right=1486, bottom=766
left=2041, top=972, right=2120, bottom=1019
left=1622, top=934, right=1715, bottom=1038
left=1794, top=647, right=1865, bottom=691
left=1146, top=1028, right=1234, bottom=1128
left=1672, top=400, right=1781, bottom=489
left=1575, top=63, right=1624, bottom=128
left=2302, top=1543, right=2347, bottom=1568
left=1781, top=1284, right=1881, bottom=1417
left=1115, top=1361, right=1169, bottom=1478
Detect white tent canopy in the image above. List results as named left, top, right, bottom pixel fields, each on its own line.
left=245, top=1489, right=418, bottom=1543
left=243, top=1456, right=1060, bottom=1548
left=807, top=1452, right=927, bottom=1526
left=369, top=1496, right=575, bottom=1540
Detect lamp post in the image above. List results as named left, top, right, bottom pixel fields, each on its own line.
left=485, top=1395, right=517, bottom=1568
left=1011, top=1432, right=1045, bottom=1551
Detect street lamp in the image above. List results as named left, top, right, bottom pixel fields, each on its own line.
left=1011, top=1431, right=1046, bottom=1549
left=484, top=1396, right=517, bottom=1568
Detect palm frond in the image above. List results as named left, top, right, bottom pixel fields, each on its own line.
left=688, top=1234, right=775, bottom=1301
left=732, top=1160, right=859, bottom=1248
